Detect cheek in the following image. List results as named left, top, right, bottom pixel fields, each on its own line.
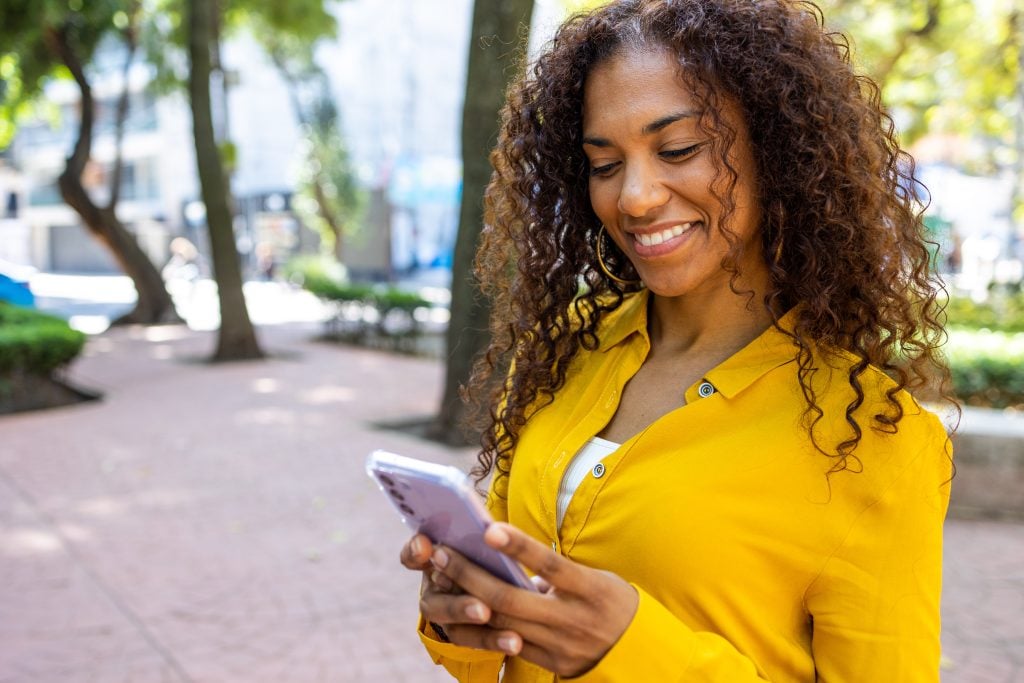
left=588, top=182, right=618, bottom=223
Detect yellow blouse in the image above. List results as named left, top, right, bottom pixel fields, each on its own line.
left=419, top=291, right=952, bottom=682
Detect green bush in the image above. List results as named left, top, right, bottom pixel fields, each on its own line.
left=0, top=303, right=86, bottom=375
left=286, top=255, right=430, bottom=311
left=305, top=278, right=377, bottom=303
left=944, top=293, right=1024, bottom=333
left=374, top=288, right=431, bottom=313
left=946, top=328, right=1024, bottom=408
left=281, top=254, right=347, bottom=287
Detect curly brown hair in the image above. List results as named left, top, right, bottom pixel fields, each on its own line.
left=467, top=0, right=953, bottom=487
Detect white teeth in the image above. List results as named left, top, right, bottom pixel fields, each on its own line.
left=634, top=222, right=693, bottom=247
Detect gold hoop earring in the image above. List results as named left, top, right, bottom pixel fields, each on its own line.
left=596, top=225, right=641, bottom=287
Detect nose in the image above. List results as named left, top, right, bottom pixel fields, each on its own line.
left=617, top=161, right=670, bottom=218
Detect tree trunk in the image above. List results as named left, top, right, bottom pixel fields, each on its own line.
left=45, top=26, right=181, bottom=326
left=431, top=0, right=535, bottom=445
left=312, top=175, right=345, bottom=262
left=187, top=0, right=263, bottom=360
left=273, top=53, right=347, bottom=265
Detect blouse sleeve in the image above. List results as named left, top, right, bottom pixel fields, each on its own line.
left=415, top=473, right=511, bottom=682
left=803, top=426, right=952, bottom=682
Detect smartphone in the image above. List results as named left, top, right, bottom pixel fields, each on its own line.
left=366, top=450, right=536, bottom=591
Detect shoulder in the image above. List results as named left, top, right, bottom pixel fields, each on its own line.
left=805, top=344, right=952, bottom=479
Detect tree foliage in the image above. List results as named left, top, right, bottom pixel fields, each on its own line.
left=821, top=0, right=1020, bottom=159
left=0, top=1, right=121, bottom=147
left=291, top=96, right=365, bottom=263
left=0, top=0, right=183, bottom=325
left=254, top=12, right=364, bottom=264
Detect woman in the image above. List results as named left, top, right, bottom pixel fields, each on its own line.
left=401, top=0, right=954, bottom=680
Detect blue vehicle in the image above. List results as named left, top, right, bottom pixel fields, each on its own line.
left=0, top=261, right=35, bottom=308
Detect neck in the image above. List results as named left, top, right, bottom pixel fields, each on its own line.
left=647, top=283, right=774, bottom=360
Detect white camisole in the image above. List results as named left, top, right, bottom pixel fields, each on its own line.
left=555, top=436, right=621, bottom=530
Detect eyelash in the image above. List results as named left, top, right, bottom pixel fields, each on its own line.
left=588, top=143, right=704, bottom=177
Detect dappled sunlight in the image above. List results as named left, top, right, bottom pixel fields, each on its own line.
left=142, top=326, right=193, bottom=343
left=56, top=523, right=93, bottom=544
left=300, top=385, right=356, bottom=405
left=251, top=378, right=280, bottom=394
left=0, top=528, right=64, bottom=557
left=76, top=497, right=128, bottom=518
left=234, top=407, right=298, bottom=427
left=68, top=315, right=111, bottom=335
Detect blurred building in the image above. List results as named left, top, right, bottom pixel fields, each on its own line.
left=4, top=0, right=565, bottom=281
left=9, top=43, right=190, bottom=274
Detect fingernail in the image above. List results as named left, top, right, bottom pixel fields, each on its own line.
left=497, top=635, right=521, bottom=655
left=411, top=536, right=422, bottom=556
left=466, top=602, right=486, bottom=621
left=489, top=525, right=510, bottom=547
left=432, top=548, right=449, bottom=569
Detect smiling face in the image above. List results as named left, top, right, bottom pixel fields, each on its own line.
left=583, top=48, right=768, bottom=302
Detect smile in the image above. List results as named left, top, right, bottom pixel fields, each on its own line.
left=631, top=222, right=697, bottom=247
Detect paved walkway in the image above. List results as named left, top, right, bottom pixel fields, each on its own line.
left=0, top=318, right=1021, bottom=682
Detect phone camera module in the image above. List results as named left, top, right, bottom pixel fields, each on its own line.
left=379, top=474, right=395, bottom=488
left=388, top=489, right=405, bottom=502
left=399, top=503, right=415, bottom=517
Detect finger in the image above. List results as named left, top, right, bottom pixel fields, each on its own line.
left=484, top=523, right=580, bottom=590
left=431, top=569, right=455, bottom=593
left=420, top=570, right=461, bottom=599
left=432, top=544, right=532, bottom=617
left=419, top=585, right=493, bottom=626
left=400, top=534, right=434, bottom=570
left=486, top=608, right=559, bottom=646
left=444, top=624, right=524, bottom=657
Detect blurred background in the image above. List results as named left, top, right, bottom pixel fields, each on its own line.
left=0, top=0, right=1022, bottom=681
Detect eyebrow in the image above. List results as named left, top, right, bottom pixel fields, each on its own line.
left=582, top=110, right=698, bottom=147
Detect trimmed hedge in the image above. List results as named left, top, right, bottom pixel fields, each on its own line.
left=945, top=292, right=1024, bottom=333
left=286, top=256, right=431, bottom=312
left=946, top=327, right=1024, bottom=409
left=0, top=303, right=86, bottom=375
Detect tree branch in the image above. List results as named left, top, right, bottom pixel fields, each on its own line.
left=108, top=4, right=140, bottom=210
left=43, top=24, right=92, bottom=182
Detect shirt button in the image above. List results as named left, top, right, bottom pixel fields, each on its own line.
left=552, top=541, right=557, bottom=552
left=592, top=463, right=606, bottom=478
left=697, top=381, right=716, bottom=398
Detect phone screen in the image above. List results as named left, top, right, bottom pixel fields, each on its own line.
left=367, top=450, right=536, bottom=591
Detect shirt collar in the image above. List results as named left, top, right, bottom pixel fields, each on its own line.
left=596, top=289, right=800, bottom=399
left=597, top=289, right=651, bottom=352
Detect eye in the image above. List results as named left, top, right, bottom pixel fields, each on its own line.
left=589, top=161, right=620, bottom=178
left=660, top=143, right=704, bottom=161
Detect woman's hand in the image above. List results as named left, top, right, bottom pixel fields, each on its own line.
left=400, top=533, right=474, bottom=642
left=419, top=522, right=639, bottom=678
left=400, top=533, right=458, bottom=593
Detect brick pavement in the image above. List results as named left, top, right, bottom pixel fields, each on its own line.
left=0, top=321, right=1020, bottom=682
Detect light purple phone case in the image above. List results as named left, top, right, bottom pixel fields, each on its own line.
left=366, top=450, right=536, bottom=591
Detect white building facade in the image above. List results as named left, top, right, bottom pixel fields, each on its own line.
left=7, top=0, right=566, bottom=278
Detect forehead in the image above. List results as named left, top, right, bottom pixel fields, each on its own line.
left=582, top=48, right=699, bottom=132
